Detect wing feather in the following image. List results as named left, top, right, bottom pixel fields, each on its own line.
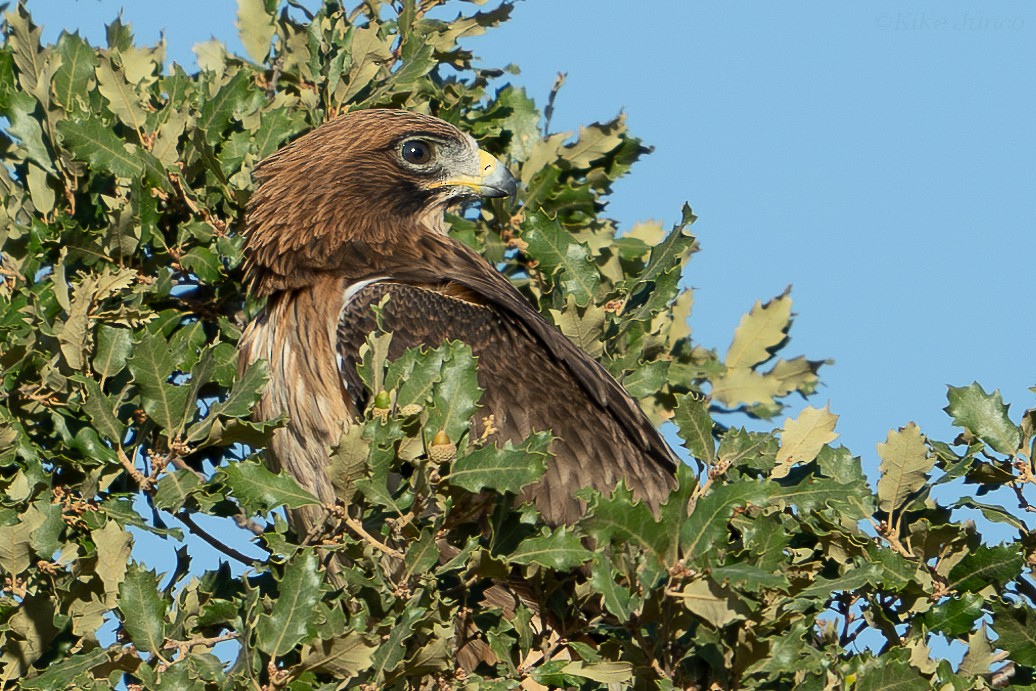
left=336, top=278, right=676, bottom=523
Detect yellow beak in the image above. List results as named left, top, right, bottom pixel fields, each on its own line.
left=434, top=150, right=518, bottom=199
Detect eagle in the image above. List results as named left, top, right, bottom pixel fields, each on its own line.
left=238, top=109, right=677, bottom=541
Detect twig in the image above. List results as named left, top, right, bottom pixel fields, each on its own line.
left=169, top=454, right=207, bottom=482
left=417, top=0, right=444, bottom=19
left=117, top=445, right=153, bottom=490
left=868, top=516, right=913, bottom=559
left=163, top=631, right=239, bottom=653
left=344, top=516, right=404, bottom=559
left=176, top=511, right=261, bottom=566
left=234, top=513, right=267, bottom=536
left=838, top=593, right=862, bottom=647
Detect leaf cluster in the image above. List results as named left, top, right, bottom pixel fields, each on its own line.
left=1, top=1, right=1035, bottom=689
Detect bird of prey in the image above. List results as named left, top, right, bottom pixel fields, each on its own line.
left=238, top=109, right=677, bottom=539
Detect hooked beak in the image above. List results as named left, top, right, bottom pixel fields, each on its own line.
left=434, top=149, right=518, bottom=200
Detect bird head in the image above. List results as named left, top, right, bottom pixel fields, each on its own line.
left=243, top=109, right=516, bottom=295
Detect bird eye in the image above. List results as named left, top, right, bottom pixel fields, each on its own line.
left=400, top=139, right=433, bottom=165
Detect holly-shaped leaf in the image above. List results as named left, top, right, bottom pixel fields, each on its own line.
left=255, top=550, right=325, bottom=656
left=117, top=563, right=168, bottom=656
left=772, top=405, right=839, bottom=478
left=876, top=423, right=932, bottom=513
left=946, top=382, right=1021, bottom=455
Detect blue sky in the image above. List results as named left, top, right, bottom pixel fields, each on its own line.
left=36, top=2, right=1033, bottom=495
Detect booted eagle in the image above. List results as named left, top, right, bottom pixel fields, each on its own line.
left=239, top=109, right=677, bottom=537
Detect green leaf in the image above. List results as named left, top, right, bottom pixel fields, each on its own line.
left=117, top=563, right=168, bottom=655
left=522, top=211, right=599, bottom=306
left=369, top=604, right=424, bottom=680
left=18, top=649, right=109, bottom=690
left=79, top=377, right=125, bottom=443
left=992, top=602, right=1036, bottom=667
left=236, top=0, right=276, bottom=63
left=771, top=356, right=823, bottom=396
left=389, top=345, right=444, bottom=408
left=300, top=632, right=376, bottom=679
left=792, top=563, right=881, bottom=606
left=855, top=658, right=930, bottom=691
left=671, top=578, right=744, bottom=627
left=0, top=524, right=27, bottom=574
left=94, top=519, right=133, bottom=605
left=214, top=359, right=269, bottom=419
left=448, top=433, right=550, bottom=494
left=252, top=105, right=307, bottom=158
left=328, top=424, right=369, bottom=500
left=959, top=624, right=996, bottom=678
left=403, top=529, right=439, bottom=579
left=91, top=325, right=133, bottom=378
left=773, top=404, right=839, bottom=478
left=711, top=366, right=782, bottom=409
left=197, top=71, right=252, bottom=145
left=255, top=550, right=325, bottom=656
left=425, top=342, right=481, bottom=445
left=562, top=118, right=624, bottom=168
left=96, top=55, right=148, bottom=132
left=25, top=160, right=55, bottom=214
left=343, top=22, right=393, bottom=103
left=876, top=423, right=933, bottom=513
left=627, top=214, right=697, bottom=317
left=221, top=460, right=320, bottom=515
left=921, top=592, right=984, bottom=637
left=583, top=484, right=667, bottom=565
left=770, top=476, right=872, bottom=519
left=710, top=563, right=788, bottom=593
left=496, top=85, right=540, bottom=161
left=128, top=333, right=190, bottom=433
left=717, top=427, right=779, bottom=470
left=7, top=5, right=45, bottom=96
left=25, top=501, right=62, bottom=563
left=549, top=296, right=605, bottom=358
left=951, top=496, right=1029, bottom=531
left=153, top=468, right=202, bottom=512
left=621, top=360, right=669, bottom=399
left=947, top=544, right=1023, bottom=593
left=589, top=558, right=633, bottom=622
left=724, top=289, right=792, bottom=370
left=507, top=527, right=593, bottom=570
left=57, top=116, right=143, bottom=178
left=674, top=393, right=716, bottom=464
left=51, top=31, right=97, bottom=112
left=946, top=382, right=1022, bottom=455
left=179, top=246, right=223, bottom=282
left=4, top=89, right=55, bottom=172
left=681, top=481, right=768, bottom=565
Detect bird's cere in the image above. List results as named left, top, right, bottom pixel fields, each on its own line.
left=432, top=149, right=517, bottom=199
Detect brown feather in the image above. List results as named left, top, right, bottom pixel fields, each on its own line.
left=239, top=109, right=677, bottom=540
left=337, top=279, right=675, bottom=523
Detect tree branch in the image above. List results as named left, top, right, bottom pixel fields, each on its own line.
left=175, top=511, right=262, bottom=566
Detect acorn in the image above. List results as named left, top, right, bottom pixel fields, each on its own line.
left=372, top=390, right=392, bottom=421
left=428, top=429, right=456, bottom=463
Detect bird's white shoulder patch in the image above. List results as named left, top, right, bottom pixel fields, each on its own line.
left=342, top=277, right=388, bottom=307
left=337, top=277, right=389, bottom=391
